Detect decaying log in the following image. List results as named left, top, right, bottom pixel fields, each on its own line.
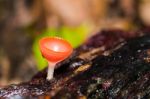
left=0, top=30, right=150, bottom=99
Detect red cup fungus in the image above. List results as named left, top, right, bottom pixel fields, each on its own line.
left=39, top=37, right=73, bottom=80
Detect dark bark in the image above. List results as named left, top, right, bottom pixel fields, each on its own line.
left=0, top=30, right=150, bottom=99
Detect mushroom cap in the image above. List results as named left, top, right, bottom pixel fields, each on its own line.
left=39, top=37, right=73, bottom=63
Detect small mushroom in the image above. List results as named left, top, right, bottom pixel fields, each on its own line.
left=39, top=37, right=73, bottom=80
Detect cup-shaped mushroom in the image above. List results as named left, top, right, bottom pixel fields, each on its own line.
left=39, top=37, right=73, bottom=80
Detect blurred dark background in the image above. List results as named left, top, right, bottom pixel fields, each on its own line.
left=0, top=0, right=150, bottom=86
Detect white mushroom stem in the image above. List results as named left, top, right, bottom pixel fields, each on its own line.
left=47, top=62, right=56, bottom=80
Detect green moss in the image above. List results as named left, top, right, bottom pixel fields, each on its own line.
left=32, top=25, right=90, bottom=70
